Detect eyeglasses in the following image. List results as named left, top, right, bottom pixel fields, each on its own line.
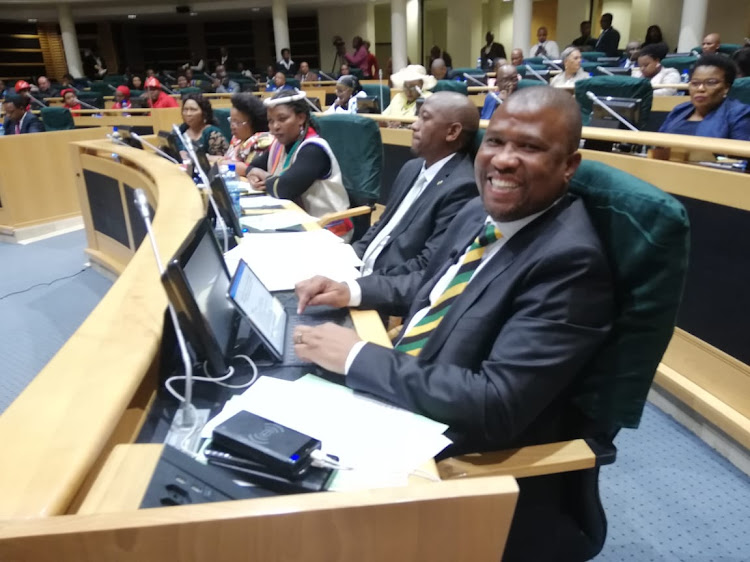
left=689, top=79, right=724, bottom=89
left=227, top=117, right=248, bottom=126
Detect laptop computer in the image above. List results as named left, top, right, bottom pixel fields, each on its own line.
left=227, top=259, right=352, bottom=366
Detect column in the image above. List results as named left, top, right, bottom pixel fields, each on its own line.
left=391, top=0, right=408, bottom=73
left=512, top=0, right=532, bottom=57
left=406, top=0, right=421, bottom=67
left=677, top=0, right=707, bottom=52
left=447, top=0, right=481, bottom=68
left=271, top=0, right=290, bottom=62
left=58, top=4, right=82, bottom=78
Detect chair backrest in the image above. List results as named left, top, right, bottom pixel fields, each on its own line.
left=729, top=76, right=750, bottom=105
left=178, top=86, right=203, bottom=97
left=660, top=56, right=697, bottom=74
left=103, top=75, right=127, bottom=86
left=516, top=79, right=549, bottom=90
left=285, top=77, right=301, bottom=89
left=432, top=80, right=468, bottom=95
left=691, top=44, right=743, bottom=55
left=448, top=67, right=484, bottom=80
left=361, top=83, right=390, bottom=112
left=212, top=107, right=232, bottom=141
left=88, top=81, right=111, bottom=94
left=40, top=107, right=75, bottom=131
left=574, top=76, right=653, bottom=129
left=314, top=113, right=382, bottom=203
left=523, top=57, right=546, bottom=65
left=581, top=51, right=607, bottom=61
left=568, top=160, right=690, bottom=429
left=76, top=92, right=105, bottom=108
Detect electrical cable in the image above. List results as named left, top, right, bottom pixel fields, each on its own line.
left=164, top=354, right=259, bottom=403
left=0, top=267, right=87, bottom=301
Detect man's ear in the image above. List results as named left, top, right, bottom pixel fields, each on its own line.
left=564, top=151, right=582, bottom=184
left=446, top=122, right=462, bottom=143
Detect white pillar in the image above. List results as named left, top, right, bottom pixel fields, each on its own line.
left=58, top=3, right=83, bottom=78
left=512, top=0, right=532, bottom=57
left=391, top=0, right=408, bottom=72
left=677, top=0, right=707, bottom=52
left=406, top=0, right=421, bottom=67
left=271, top=0, right=290, bottom=62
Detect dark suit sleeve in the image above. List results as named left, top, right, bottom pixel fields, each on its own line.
left=27, top=116, right=45, bottom=133
left=356, top=268, right=427, bottom=317
left=347, top=242, right=613, bottom=447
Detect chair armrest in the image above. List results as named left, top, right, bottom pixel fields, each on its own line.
left=437, top=438, right=616, bottom=480
left=317, top=205, right=372, bottom=228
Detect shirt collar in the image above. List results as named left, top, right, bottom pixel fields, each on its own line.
left=420, top=152, right=457, bottom=185
left=485, top=197, right=563, bottom=240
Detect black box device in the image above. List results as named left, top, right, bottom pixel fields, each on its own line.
left=212, top=411, right=321, bottom=479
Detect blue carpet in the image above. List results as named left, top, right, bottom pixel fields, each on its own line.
left=0, top=230, right=113, bottom=414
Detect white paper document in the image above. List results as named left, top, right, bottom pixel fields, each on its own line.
left=240, top=195, right=288, bottom=209
left=240, top=210, right=316, bottom=231
left=201, top=375, right=452, bottom=490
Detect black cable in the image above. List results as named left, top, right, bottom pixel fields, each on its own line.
left=0, top=267, right=88, bottom=302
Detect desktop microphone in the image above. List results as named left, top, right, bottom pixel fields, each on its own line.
left=524, top=65, right=547, bottom=82
left=378, top=69, right=384, bottom=113
left=462, top=72, right=486, bottom=86
left=463, top=73, right=502, bottom=105
left=596, top=66, right=615, bottom=76
left=133, top=188, right=202, bottom=443
left=294, top=88, right=322, bottom=113
left=26, top=93, right=46, bottom=108
left=586, top=91, right=638, bottom=132
left=318, top=71, right=336, bottom=82
left=542, top=56, right=562, bottom=71
left=75, top=97, right=100, bottom=110
left=161, top=83, right=178, bottom=95
left=130, top=131, right=181, bottom=164
left=106, top=133, right=130, bottom=147
left=107, top=83, right=118, bottom=92
left=172, top=124, right=231, bottom=252
left=690, top=50, right=700, bottom=57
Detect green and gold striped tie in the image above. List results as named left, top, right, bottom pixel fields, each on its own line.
left=395, top=223, right=502, bottom=356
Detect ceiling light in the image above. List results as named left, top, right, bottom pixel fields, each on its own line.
left=127, top=14, right=137, bottom=19
left=251, top=7, right=260, bottom=11
left=189, top=11, right=198, bottom=16
left=28, top=18, right=38, bottom=23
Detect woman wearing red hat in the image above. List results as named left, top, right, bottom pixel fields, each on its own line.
left=113, top=85, right=131, bottom=110
left=61, top=88, right=82, bottom=116
left=145, top=77, right=178, bottom=108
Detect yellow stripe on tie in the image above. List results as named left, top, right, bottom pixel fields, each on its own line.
left=462, top=246, right=486, bottom=264
left=433, top=281, right=469, bottom=307
left=405, top=348, right=421, bottom=356
left=402, top=316, right=444, bottom=338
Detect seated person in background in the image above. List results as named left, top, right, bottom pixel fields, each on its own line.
left=265, top=72, right=293, bottom=92
left=184, top=69, right=196, bottom=86
left=355, top=92, right=479, bottom=277
left=176, top=74, right=189, bottom=90
left=176, top=93, right=229, bottom=157
left=480, top=63, right=519, bottom=120
left=324, top=75, right=367, bottom=114
left=264, top=65, right=276, bottom=84
left=642, top=25, right=669, bottom=55
left=339, top=63, right=351, bottom=77
left=293, top=87, right=614, bottom=561
left=181, top=52, right=205, bottom=73
left=486, top=58, right=507, bottom=86
left=145, top=77, right=178, bottom=108
left=633, top=45, right=681, bottom=96
left=246, top=90, right=350, bottom=230
left=295, top=61, right=318, bottom=83
left=60, top=88, right=82, bottom=115
left=659, top=54, right=750, bottom=140
left=36, top=76, right=58, bottom=98
left=382, top=65, right=436, bottom=122
left=145, top=69, right=157, bottom=78
left=112, top=85, right=131, bottom=109
left=430, top=58, right=448, bottom=81
left=276, top=48, right=297, bottom=75
left=530, top=26, right=560, bottom=59
left=701, top=33, right=721, bottom=55
left=220, top=93, right=273, bottom=176
left=572, top=20, right=597, bottom=51
left=733, top=47, right=750, bottom=78
left=620, top=41, right=642, bottom=69
left=364, top=41, right=379, bottom=78
left=428, top=45, right=453, bottom=69
left=2, top=94, right=44, bottom=134
left=60, top=73, right=75, bottom=89
left=212, top=64, right=240, bottom=94
left=236, top=61, right=253, bottom=79
left=510, top=48, right=524, bottom=66
left=0, top=79, right=12, bottom=98
left=129, top=75, right=143, bottom=90
left=550, top=47, right=589, bottom=87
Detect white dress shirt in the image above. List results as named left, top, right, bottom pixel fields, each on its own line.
left=632, top=66, right=681, bottom=96
left=359, top=153, right=456, bottom=276
left=345, top=204, right=553, bottom=373
left=530, top=41, right=560, bottom=59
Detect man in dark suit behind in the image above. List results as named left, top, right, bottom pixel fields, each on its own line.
left=354, top=91, right=478, bottom=277
left=2, top=95, right=45, bottom=134
left=293, top=87, right=615, bottom=561
left=595, top=13, right=621, bottom=57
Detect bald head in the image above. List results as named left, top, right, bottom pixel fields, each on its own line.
left=495, top=63, right=520, bottom=94
left=431, top=58, right=447, bottom=80
left=702, top=33, right=721, bottom=54
left=428, top=91, right=479, bottom=147
left=510, top=48, right=524, bottom=66
left=411, top=91, right=479, bottom=162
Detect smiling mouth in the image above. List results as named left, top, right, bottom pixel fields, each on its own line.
left=488, top=178, right=520, bottom=192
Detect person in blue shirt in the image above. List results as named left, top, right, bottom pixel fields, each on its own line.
left=659, top=54, right=750, bottom=141
left=265, top=72, right=294, bottom=93
left=480, top=63, right=519, bottom=120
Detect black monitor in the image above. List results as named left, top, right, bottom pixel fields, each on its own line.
left=356, top=97, right=380, bottom=114
left=209, top=173, right=245, bottom=239
left=157, top=131, right=182, bottom=162
left=162, top=219, right=240, bottom=376
left=591, top=96, right=641, bottom=129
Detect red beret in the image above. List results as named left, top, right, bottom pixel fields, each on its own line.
left=116, top=85, right=131, bottom=98
left=14, top=80, right=30, bottom=92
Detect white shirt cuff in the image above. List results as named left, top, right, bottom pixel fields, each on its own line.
left=345, top=341, right=368, bottom=374
left=345, top=279, right=362, bottom=307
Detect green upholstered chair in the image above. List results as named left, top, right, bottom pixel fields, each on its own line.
left=574, top=76, right=653, bottom=129
left=729, top=76, right=750, bottom=105
left=523, top=56, right=546, bottom=65
left=178, top=86, right=202, bottom=97
left=581, top=51, right=607, bottom=61
left=691, top=44, right=742, bottom=55
left=581, top=61, right=601, bottom=75
left=313, top=113, right=383, bottom=241
left=40, top=107, right=75, bottom=131
left=432, top=80, right=468, bottom=95
left=88, top=81, right=111, bottom=94
left=516, top=78, right=549, bottom=90
left=516, top=64, right=548, bottom=79
left=448, top=67, right=484, bottom=80
left=361, top=83, right=390, bottom=113
left=661, top=56, right=697, bottom=75
left=439, top=159, right=690, bottom=560
left=212, top=108, right=232, bottom=142
left=349, top=68, right=364, bottom=79
left=285, top=78, right=301, bottom=89
left=103, top=75, right=127, bottom=86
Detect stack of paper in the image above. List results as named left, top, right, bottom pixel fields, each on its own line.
left=200, top=375, right=452, bottom=491
left=240, top=209, right=316, bottom=231
left=224, top=231, right=362, bottom=291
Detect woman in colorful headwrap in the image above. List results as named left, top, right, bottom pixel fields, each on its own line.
left=219, top=93, right=273, bottom=176
left=246, top=90, right=351, bottom=236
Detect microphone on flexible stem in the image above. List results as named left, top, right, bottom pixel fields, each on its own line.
left=318, top=71, right=337, bottom=82
left=172, top=124, right=230, bottom=252
left=107, top=83, right=118, bottom=92
left=464, top=73, right=502, bottom=104
left=26, top=93, right=46, bottom=108
left=160, top=83, right=177, bottom=95
left=586, top=91, right=638, bottom=132
left=294, top=88, right=322, bottom=113
left=133, top=188, right=204, bottom=449
left=596, top=66, right=614, bottom=76
left=75, top=98, right=100, bottom=110
left=129, top=132, right=181, bottom=164
left=378, top=69, right=384, bottom=113
left=525, top=65, right=547, bottom=82
left=463, top=72, right=486, bottom=86
left=106, top=133, right=129, bottom=147
left=542, top=56, right=562, bottom=71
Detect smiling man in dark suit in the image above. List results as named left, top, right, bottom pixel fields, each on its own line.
left=355, top=91, right=478, bottom=277
left=293, top=86, right=615, bottom=561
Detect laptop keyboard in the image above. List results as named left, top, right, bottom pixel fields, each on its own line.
left=282, top=307, right=353, bottom=366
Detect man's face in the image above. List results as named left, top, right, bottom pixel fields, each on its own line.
left=475, top=105, right=580, bottom=222
left=274, top=72, right=286, bottom=87
left=702, top=34, right=720, bottom=54
left=404, top=79, right=422, bottom=103
left=4, top=101, right=23, bottom=121
left=431, top=62, right=447, bottom=80
left=600, top=15, right=612, bottom=30
left=581, top=22, right=591, bottom=37
left=537, top=28, right=548, bottom=43
left=216, top=65, right=227, bottom=79
left=340, top=64, right=350, bottom=75
left=148, top=88, right=160, bottom=101
left=410, top=97, right=453, bottom=158
left=38, top=76, right=50, bottom=90
left=146, top=69, right=155, bottom=77
left=300, top=62, right=309, bottom=74
left=626, top=42, right=641, bottom=60
left=496, top=66, right=519, bottom=94
left=511, top=50, right=524, bottom=66
left=177, top=76, right=188, bottom=88
left=282, top=50, right=291, bottom=61
left=637, top=55, right=660, bottom=79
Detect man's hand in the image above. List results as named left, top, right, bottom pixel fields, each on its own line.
left=293, top=323, right=361, bottom=374
left=295, top=276, right=351, bottom=313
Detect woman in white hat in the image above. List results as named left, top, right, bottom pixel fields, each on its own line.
left=382, top=65, right=437, bottom=119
